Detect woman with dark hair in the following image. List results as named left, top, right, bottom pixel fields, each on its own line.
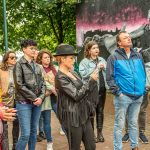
left=79, top=41, right=108, bottom=143
left=55, top=44, right=98, bottom=150
left=14, top=39, right=45, bottom=150
left=0, top=51, right=19, bottom=150
left=36, top=50, right=58, bottom=150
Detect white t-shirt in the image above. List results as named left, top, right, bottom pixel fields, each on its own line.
left=126, top=52, right=130, bottom=59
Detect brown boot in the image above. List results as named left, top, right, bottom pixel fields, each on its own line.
left=95, top=128, right=105, bottom=143
left=132, top=147, right=138, bottom=150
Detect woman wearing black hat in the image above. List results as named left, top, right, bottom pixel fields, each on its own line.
left=55, top=44, right=98, bottom=150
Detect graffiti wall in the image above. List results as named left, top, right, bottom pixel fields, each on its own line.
left=76, top=0, right=150, bottom=60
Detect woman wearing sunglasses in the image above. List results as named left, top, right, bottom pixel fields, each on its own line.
left=55, top=44, right=98, bottom=150
left=0, top=51, right=19, bottom=150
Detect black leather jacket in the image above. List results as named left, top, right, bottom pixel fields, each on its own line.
left=13, top=56, right=46, bottom=102
left=55, top=70, right=98, bottom=127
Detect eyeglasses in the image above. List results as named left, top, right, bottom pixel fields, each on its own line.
left=9, top=56, right=17, bottom=60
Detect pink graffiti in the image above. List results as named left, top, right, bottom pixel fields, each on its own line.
left=76, top=5, right=149, bottom=46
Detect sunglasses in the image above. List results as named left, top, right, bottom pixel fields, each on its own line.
left=9, top=56, right=17, bottom=60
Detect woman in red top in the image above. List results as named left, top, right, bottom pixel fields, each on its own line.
left=36, top=50, right=61, bottom=150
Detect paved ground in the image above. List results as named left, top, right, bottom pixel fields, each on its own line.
left=8, top=93, right=150, bottom=150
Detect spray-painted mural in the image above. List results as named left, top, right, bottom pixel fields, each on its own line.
left=76, top=0, right=150, bottom=60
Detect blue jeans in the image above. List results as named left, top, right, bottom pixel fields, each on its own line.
left=39, top=115, right=44, bottom=133
left=39, top=94, right=65, bottom=136
left=51, top=94, right=65, bottom=133
left=39, top=94, right=57, bottom=133
left=113, top=94, right=143, bottom=150
left=51, top=94, right=57, bottom=114
left=41, top=110, right=52, bottom=142
left=16, top=103, right=41, bottom=150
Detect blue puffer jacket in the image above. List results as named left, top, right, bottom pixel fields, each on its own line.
left=106, top=48, right=146, bottom=97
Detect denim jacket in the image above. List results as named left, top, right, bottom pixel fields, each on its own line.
left=79, top=57, right=109, bottom=90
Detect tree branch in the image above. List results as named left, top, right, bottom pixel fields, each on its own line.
left=47, top=10, right=59, bottom=43
left=56, top=2, right=64, bottom=43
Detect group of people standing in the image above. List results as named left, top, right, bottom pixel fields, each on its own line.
left=55, top=31, right=148, bottom=150
left=0, top=40, right=57, bottom=150
left=0, top=31, right=149, bottom=150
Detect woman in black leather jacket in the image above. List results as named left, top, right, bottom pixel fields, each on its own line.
left=54, top=44, right=98, bottom=150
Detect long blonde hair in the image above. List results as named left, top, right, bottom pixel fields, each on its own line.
left=55, top=56, right=67, bottom=65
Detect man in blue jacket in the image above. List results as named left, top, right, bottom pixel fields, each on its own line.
left=106, top=31, right=146, bottom=150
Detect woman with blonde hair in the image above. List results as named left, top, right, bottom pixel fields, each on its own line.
left=55, top=44, right=99, bottom=150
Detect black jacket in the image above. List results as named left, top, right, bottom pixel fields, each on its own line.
left=13, top=56, right=46, bottom=102
left=55, top=70, right=98, bottom=127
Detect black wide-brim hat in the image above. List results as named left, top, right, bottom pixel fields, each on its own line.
left=54, top=44, right=78, bottom=56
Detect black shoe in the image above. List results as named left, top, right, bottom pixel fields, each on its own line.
left=139, top=132, right=149, bottom=144
left=37, top=135, right=43, bottom=142
left=122, top=133, right=129, bottom=143
left=39, top=132, right=46, bottom=139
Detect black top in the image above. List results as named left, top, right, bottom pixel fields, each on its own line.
left=55, top=70, right=98, bottom=127
left=13, top=56, right=46, bottom=102
left=99, top=70, right=106, bottom=91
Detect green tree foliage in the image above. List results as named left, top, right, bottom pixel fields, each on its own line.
left=0, top=0, right=78, bottom=53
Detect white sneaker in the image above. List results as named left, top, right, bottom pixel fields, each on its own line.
left=59, top=128, right=65, bottom=136
left=47, top=142, right=53, bottom=150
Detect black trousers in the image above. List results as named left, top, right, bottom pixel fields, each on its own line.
left=2, top=121, right=9, bottom=150
left=64, top=119, right=96, bottom=150
left=2, top=117, right=19, bottom=150
left=12, top=117, right=19, bottom=149
left=125, top=93, right=149, bottom=132
left=96, top=89, right=106, bottom=129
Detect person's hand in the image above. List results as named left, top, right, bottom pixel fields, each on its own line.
left=33, top=98, right=42, bottom=106
left=51, top=89, right=57, bottom=96
left=90, top=71, right=98, bottom=81
left=146, top=86, right=150, bottom=91
left=45, top=90, right=52, bottom=97
left=99, top=64, right=104, bottom=69
left=0, top=107, right=17, bottom=121
left=119, top=93, right=124, bottom=97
